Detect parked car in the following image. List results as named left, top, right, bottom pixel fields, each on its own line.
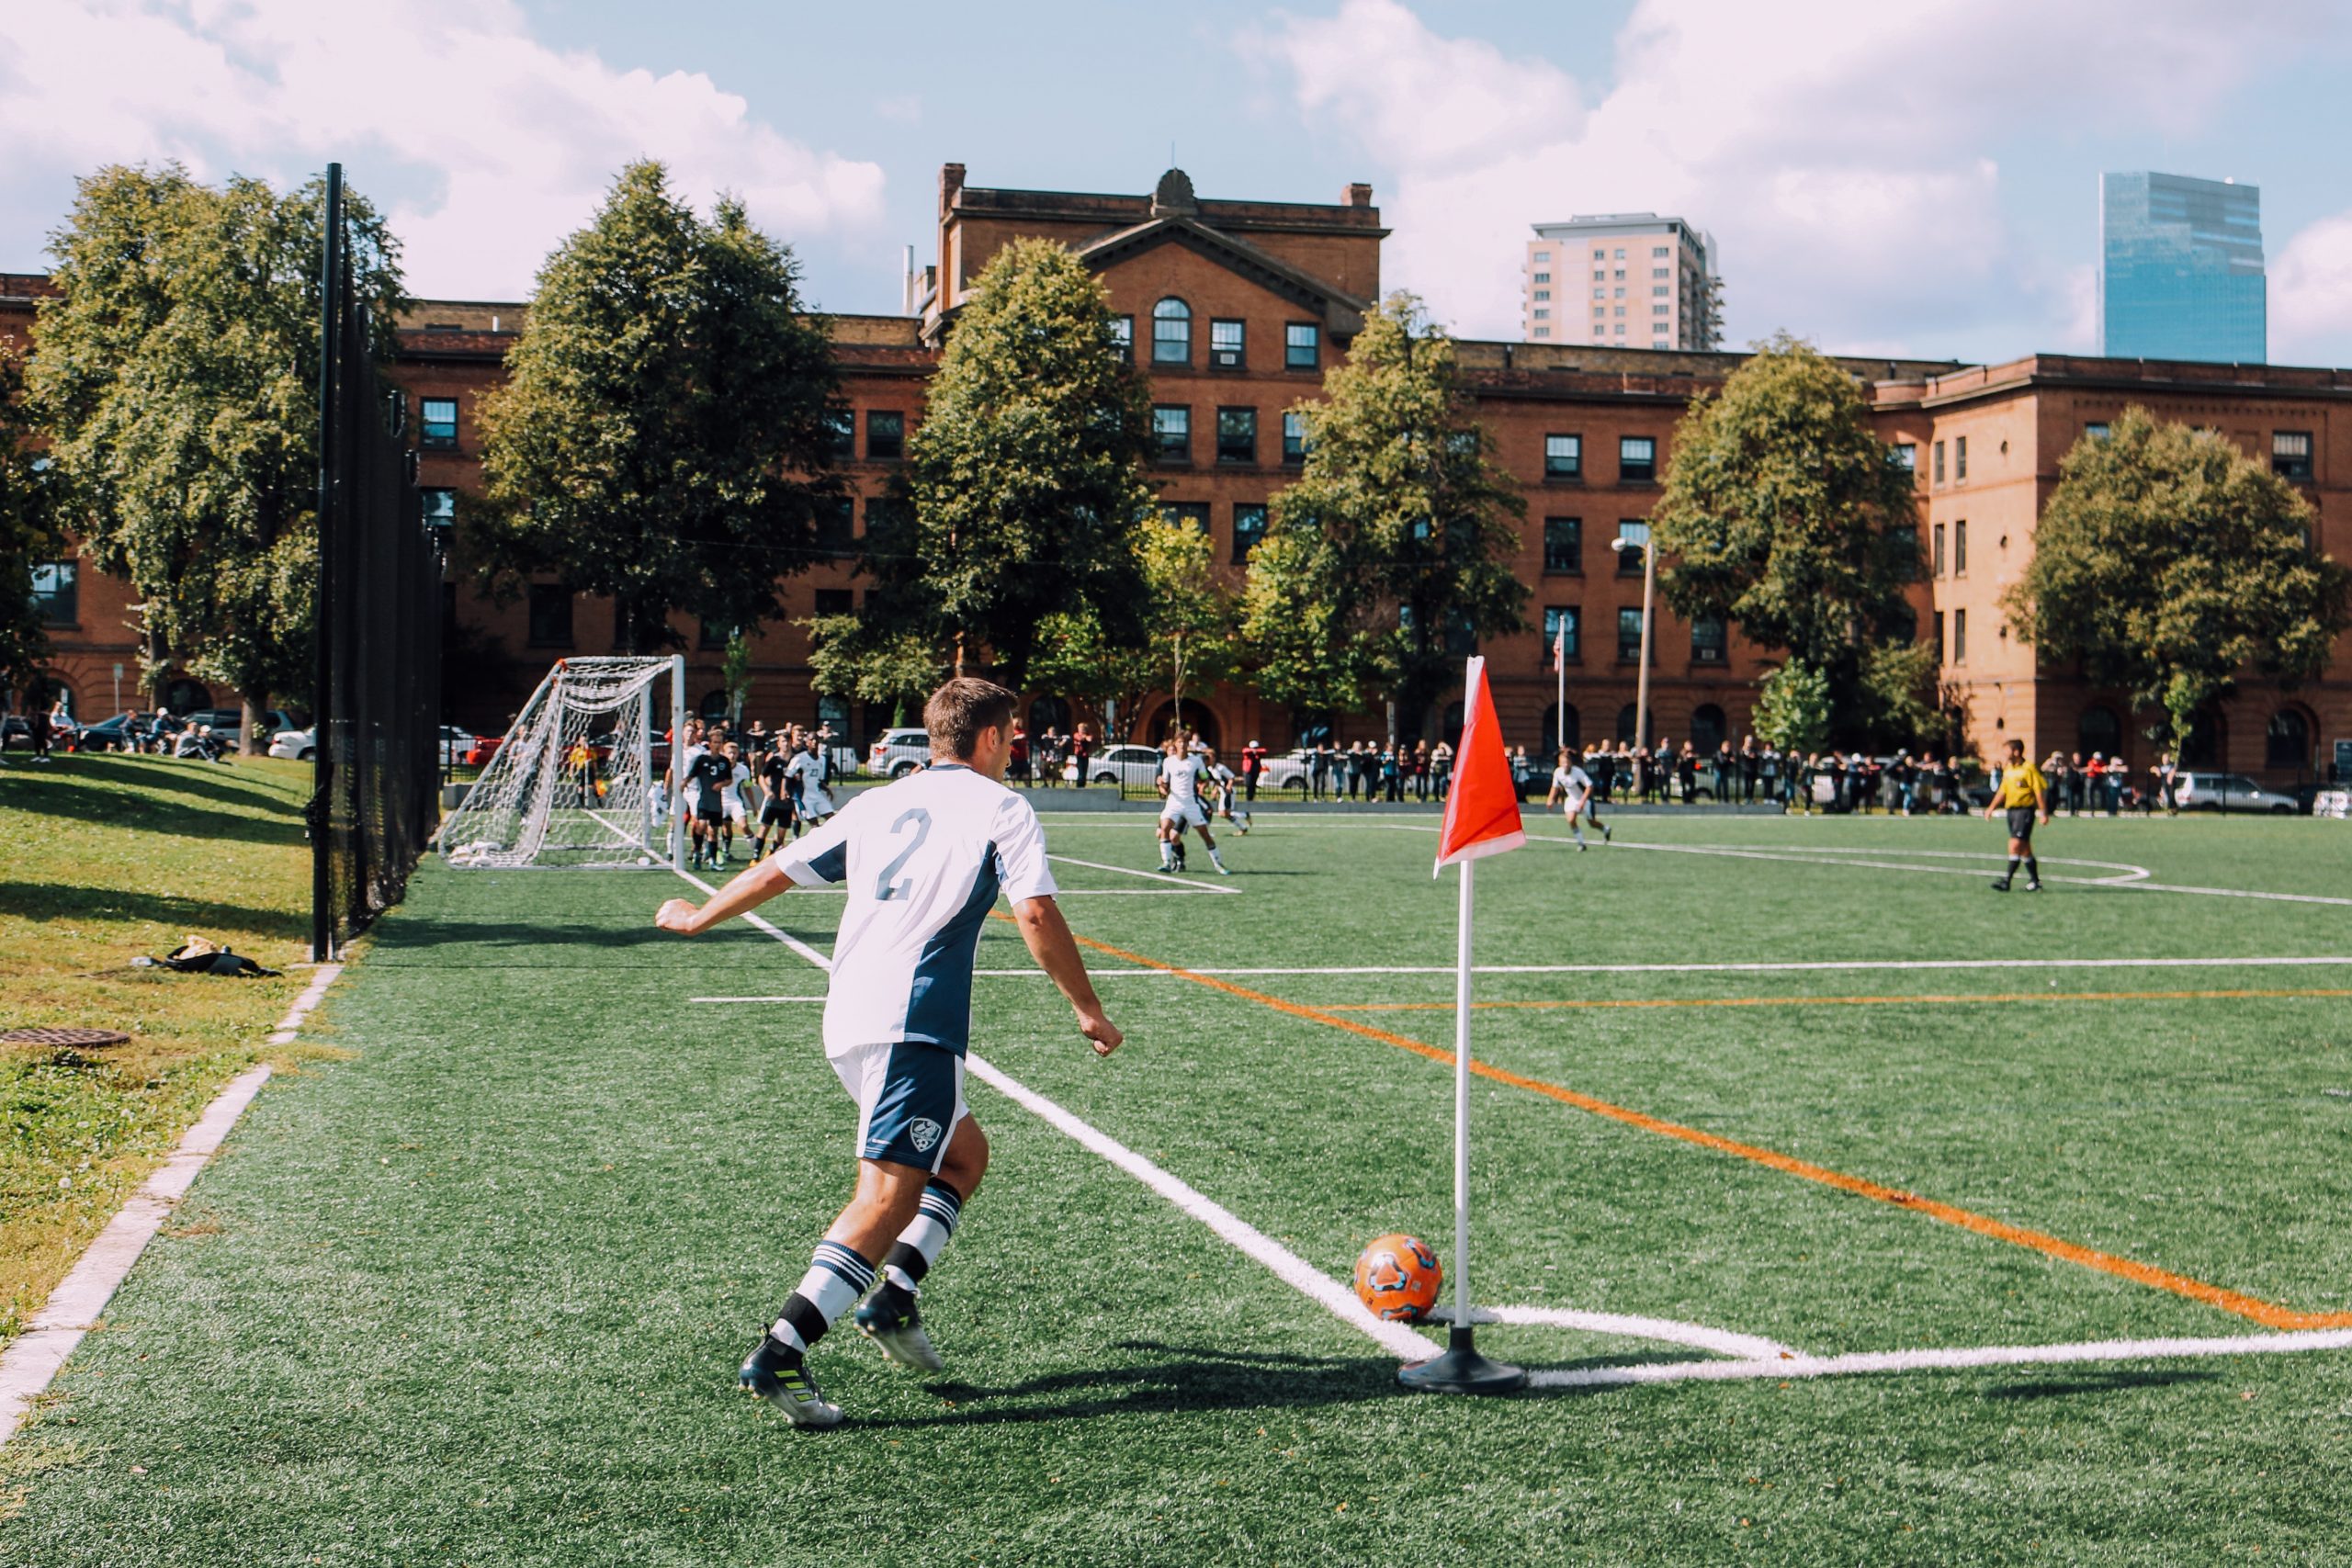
left=2172, top=772, right=2298, bottom=814
left=268, top=727, right=315, bottom=761
left=0, top=715, right=72, bottom=750
left=74, top=712, right=165, bottom=752
left=464, top=733, right=506, bottom=769
left=1085, top=743, right=1166, bottom=788
left=864, top=728, right=931, bottom=778
left=188, top=707, right=302, bottom=746
left=1255, top=747, right=1318, bottom=790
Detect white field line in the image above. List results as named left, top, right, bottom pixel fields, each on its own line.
left=0, top=963, right=343, bottom=1447
left=1529, top=1327, right=2352, bottom=1391
left=1046, top=853, right=1238, bottom=894
left=689, top=996, right=828, bottom=1004
left=677, top=871, right=833, bottom=971
left=943, top=954, right=2352, bottom=981
left=667, top=865, right=2352, bottom=1389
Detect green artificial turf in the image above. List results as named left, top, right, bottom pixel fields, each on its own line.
left=6, top=807, right=2352, bottom=1563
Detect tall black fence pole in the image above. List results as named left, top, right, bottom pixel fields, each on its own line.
left=311, top=163, right=343, bottom=962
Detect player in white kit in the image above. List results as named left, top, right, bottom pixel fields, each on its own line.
left=655, top=680, right=1122, bottom=1427
left=1154, top=734, right=1229, bottom=874
left=1545, top=746, right=1611, bottom=851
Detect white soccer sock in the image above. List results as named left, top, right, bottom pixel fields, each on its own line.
left=1159, top=839, right=1174, bottom=867
left=1209, top=847, right=1226, bottom=867
left=769, top=1239, right=876, bottom=1353
left=882, top=1180, right=963, bottom=1296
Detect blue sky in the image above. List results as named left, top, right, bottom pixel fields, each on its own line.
left=9, top=0, right=2352, bottom=363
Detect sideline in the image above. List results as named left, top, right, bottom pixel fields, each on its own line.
left=0, top=964, right=343, bottom=1447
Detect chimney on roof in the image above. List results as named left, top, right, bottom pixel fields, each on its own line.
left=940, top=163, right=966, bottom=217
left=1344, top=182, right=1374, bottom=209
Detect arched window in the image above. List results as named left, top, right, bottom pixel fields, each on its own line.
left=1539, top=703, right=1580, bottom=753
left=1690, top=703, right=1726, bottom=754
left=163, top=677, right=209, bottom=715
left=28, top=671, right=74, bottom=717
left=1028, top=695, right=1071, bottom=736
left=1152, top=298, right=1192, bottom=365
left=698, top=689, right=731, bottom=721
left=2267, top=707, right=2312, bottom=770
left=1616, top=703, right=1640, bottom=743
left=2180, top=713, right=2224, bottom=769
left=2077, top=705, right=2122, bottom=758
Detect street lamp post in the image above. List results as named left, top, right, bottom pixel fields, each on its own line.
left=1612, top=523, right=1657, bottom=755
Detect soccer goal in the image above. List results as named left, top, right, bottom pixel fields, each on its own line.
left=439, top=656, right=685, bottom=870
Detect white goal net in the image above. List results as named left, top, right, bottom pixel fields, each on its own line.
left=439, top=656, right=682, bottom=870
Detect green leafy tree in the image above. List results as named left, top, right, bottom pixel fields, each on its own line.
left=1751, top=659, right=1831, bottom=756
left=28, top=163, right=402, bottom=746
left=474, top=161, right=842, bottom=655
left=1028, top=510, right=1238, bottom=739
left=1248, top=294, right=1528, bottom=738
left=1647, top=333, right=1925, bottom=740
left=2004, top=405, right=2350, bottom=752
left=0, top=347, right=62, bottom=705
left=829, top=237, right=1155, bottom=690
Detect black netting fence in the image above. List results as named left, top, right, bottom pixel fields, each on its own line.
left=311, top=164, right=443, bottom=959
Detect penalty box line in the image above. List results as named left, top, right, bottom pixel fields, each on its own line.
left=1318, top=987, right=2352, bottom=1014
left=1035, top=920, right=2352, bottom=1336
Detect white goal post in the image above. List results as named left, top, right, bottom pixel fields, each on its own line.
left=438, top=656, right=687, bottom=870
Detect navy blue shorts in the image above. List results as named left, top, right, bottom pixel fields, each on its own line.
left=831, top=1040, right=968, bottom=1172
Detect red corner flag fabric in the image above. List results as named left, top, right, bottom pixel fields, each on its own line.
left=1434, top=656, right=1526, bottom=874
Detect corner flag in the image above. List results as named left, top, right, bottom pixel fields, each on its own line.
left=1433, top=656, right=1525, bottom=873
left=1402, top=656, right=1528, bottom=1395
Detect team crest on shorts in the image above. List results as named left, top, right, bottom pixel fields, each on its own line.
left=909, top=1118, right=943, bottom=1154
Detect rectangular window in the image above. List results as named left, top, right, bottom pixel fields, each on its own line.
left=2086, top=422, right=2110, bottom=441
left=421, top=488, right=456, bottom=532
left=1544, top=606, right=1580, bottom=663
left=1152, top=405, right=1190, bottom=461
left=1285, top=322, right=1319, bottom=370
left=1893, top=442, right=1917, bottom=472
left=1934, top=611, right=1946, bottom=664
left=1532, top=308, right=1549, bottom=320
left=813, top=588, right=853, bottom=617
left=2274, top=430, right=2314, bottom=480
left=866, top=410, right=905, bottom=461
left=1953, top=607, right=1967, bottom=664
left=1533, top=327, right=1550, bottom=339
left=1955, top=434, right=1968, bottom=480
left=1653, top=245, right=1669, bottom=257
left=1209, top=319, right=1246, bottom=370
left=1691, top=615, right=1726, bottom=664
left=1932, top=523, right=1946, bottom=576
left=1282, top=411, right=1308, bottom=465
left=1542, top=516, right=1581, bottom=574
left=1618, top=524, right=1645, bottom=575
left=1652, top=304, right=1668, bottom=315
left=527, top=584, right=573, bottom=648
left=1652, top=286, right=1668, bottom=297
left=1618, top=606, right=1645, bottom=660
left=1534, top=250, right=1551, bottom=262
left=1932, top=440, right=1946, bottom=484
left=1620, top=435, right=1657, bottom=483
left=1216, top=407, right=1257, bottom=464
left=420, top=397, right=458, bottom=449
left=863, top=495, right=911, bottom=540
left=1233, top=502, right=1269, bottom=564
left=700, top=617, right=730, bottom=651
left=1532, top=272, right=1550, bottom=284
left=1160, top=502, right=1210, bottom=535
left=824, top=410, right=854, bottom=462
left=30, top=560, right=76, bottom=626
left=1544, top=434, right=1581, bottom=479
left=1153, top=307, right=1191, bottom=365
left=1954, top=520, right=1968, bottom=575
left=1108, top=316, right=1133, bottom=360
left=814, top=497, right=854, bottom=556
left=1534, top=290, right=1550, bottom=301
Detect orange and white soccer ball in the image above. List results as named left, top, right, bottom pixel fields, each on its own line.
left=1353, top=1233, right=1442, bottom=1321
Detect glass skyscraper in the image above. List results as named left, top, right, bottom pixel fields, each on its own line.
left=2098, top=172, right=2266, bottom=363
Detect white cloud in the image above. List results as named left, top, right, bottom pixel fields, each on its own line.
left=2272, top=212, right=2352, bottom=362
left=0, top=0, right=887, bottom=299
left=1256, top=0, right=2326, bottom=357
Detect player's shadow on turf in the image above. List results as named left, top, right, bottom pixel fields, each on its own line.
left=376, top=917, right=763, bottom=951
left=1980, top=1369, right=2216, bottom=1400
left=865, top=1343, right=1401, bottom=1426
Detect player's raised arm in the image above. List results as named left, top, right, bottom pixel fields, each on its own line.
left=1011, top=894, right=1122, bottom=1056
left=654, top=856, right=794, bottom=935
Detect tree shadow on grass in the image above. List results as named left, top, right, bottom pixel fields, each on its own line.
left=28, top=757, right=303, bottom=818
left=0, top=881, right=308, bottom=943
left=370, top=916, right=774, bottom=953
left=4, top=775, right=304, bottom=848
left=1979, top=1369, right=2216, bottom=1400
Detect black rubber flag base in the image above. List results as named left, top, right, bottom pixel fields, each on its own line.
left=1398, top=1325, right=1526, bottom=1395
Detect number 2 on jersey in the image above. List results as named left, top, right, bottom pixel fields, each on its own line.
left=874, top=807, right=933, bottom=901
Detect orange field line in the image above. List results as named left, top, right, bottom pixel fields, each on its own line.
left=1017, top=915, right=2352, bottom=1333
left=1319, top=987, right=2352, bottom=1014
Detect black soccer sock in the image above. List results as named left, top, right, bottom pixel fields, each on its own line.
left=769, top=1240, right=876, bottom=1355
left=2025, top=856, right=2040, bottom=883
left=880, top=1179, right=963, bottom=1299
left=2005, top=857, right=2020, bottom=880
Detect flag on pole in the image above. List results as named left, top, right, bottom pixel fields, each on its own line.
left=1433, top=656, right=1526, bottom=873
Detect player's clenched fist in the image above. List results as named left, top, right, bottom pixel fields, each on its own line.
left=1080, top=1012, right=1123, bottom=1057
left=655, top=898, right=702, bottom=935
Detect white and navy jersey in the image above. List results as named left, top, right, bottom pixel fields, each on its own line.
left=1205, top=762, right=1236, bottom=797
left=1553, top=764, right=1592, bottom=802
left=786, top=750, right=825, bottom=794
left=1159, top=752, right=1206, bottom=807
left=773, top=763, right=1057, bottom=1058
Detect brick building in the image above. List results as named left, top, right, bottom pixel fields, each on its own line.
left=7, top=167, right=2351, bottom=784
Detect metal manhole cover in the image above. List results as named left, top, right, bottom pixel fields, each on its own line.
left=0, top=1027, right=132, bottom=1048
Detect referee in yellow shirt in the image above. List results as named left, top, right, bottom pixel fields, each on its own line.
left=1984, top=738, right=2052, bottom=892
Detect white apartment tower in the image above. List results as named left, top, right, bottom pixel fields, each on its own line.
left=1525, top=214, right=1720, bottom=349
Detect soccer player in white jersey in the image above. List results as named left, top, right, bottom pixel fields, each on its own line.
left=1199, top=746, right=1250, bottom=835
left=1545, top=746, right=1610, bottom=851
left=1154, top=734, right=1229, bottom=874
left=786, top=737, right=836, bottom=829
left=654, top=679, right=1123, bottom=1427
